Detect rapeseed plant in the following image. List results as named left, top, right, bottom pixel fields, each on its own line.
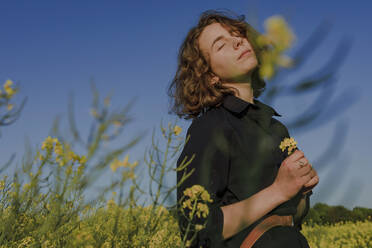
left=256, top=15, right=296, bottom=80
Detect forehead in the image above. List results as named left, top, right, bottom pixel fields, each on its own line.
left=198, top=23, right=234, bottom=54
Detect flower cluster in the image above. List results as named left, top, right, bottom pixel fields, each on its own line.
left=173, top=125, right=182, bottom=136
left=110, top=154, right=138, bottom=172
left=256, top=15, right=296, bottom=80
left=0, top=79, right=18, bottom=111
left=39, top=136, right=87, bottom=166
left=182, top=185, right=213, bottom=220
left=279, top=137, right=298, bottom=155
left=302, top=220, right=372, bottom=248
left=160, top=122, right=183, bottom=139
left=0, top=79, right=17, bottom=99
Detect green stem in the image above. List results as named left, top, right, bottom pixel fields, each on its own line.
left=182, top=199, right=198, bottom=246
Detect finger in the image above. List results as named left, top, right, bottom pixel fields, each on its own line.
left=296, top=158, right=309, bottom=168
left=298, top=163, right=313, bottom=176
left=300, top=169, right=314, bottom=184
left=304, top=175, right=319, bottom=188
left=286, top=149, right=304, bottom=163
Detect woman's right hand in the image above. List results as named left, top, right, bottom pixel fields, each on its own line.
left=273, top=149, right=317, bottom=201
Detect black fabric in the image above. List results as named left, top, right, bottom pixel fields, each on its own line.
left=176, top=94, right=312, bottom=248
left=252, top=226, right=310, bottom=248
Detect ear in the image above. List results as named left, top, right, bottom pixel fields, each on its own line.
left=210, top=76, right=220, bottom=86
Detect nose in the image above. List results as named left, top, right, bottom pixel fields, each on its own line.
left=232, top=37, right=243, bottom=49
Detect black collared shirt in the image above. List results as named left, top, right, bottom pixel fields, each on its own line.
left=176, top=94, right=312, bottom=248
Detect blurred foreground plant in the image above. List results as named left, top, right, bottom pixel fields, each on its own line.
left=255, top=15, right=296, bottom=80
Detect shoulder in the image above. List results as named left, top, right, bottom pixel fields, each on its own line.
left=180, top=107, right=233, bottom=161
left=271, top=117, right=290, bottom=137
left=187, top=107, right=232, bottom=138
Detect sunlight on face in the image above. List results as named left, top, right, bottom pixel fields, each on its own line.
left=198, top=22, right=258, bottom=83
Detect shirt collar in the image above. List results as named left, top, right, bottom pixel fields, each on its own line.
left=222, top=94, right=282, bottom=117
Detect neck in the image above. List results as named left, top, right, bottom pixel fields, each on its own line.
left=221, top=70, right=255, bottom=104
left=223, top=82, right=254, bottom=104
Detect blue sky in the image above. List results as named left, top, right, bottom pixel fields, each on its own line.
left=0, top=0, right=371, bottom=209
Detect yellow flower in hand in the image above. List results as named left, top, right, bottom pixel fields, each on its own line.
left=279, top=137, right=298, bottom=155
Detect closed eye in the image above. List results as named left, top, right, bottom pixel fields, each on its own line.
left=218, top=44, right=225, bottom=51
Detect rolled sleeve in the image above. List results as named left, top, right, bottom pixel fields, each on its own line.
left=176, top=120, right=231, bottom=248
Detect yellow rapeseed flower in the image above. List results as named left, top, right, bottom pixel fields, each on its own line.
left=255, top=15, right=296, bottom=80
left=259, top=63, right=274, bottom=79
left=40, top=136, right=84, bottom=166
left=200, top=190, right=213, bottom=203
left=264, top=15, right=296, bottom=51
left=279, top=137, right=298, bottom=155
left=122, top=154, right=129, bottom=167
left=110, top=158, right=121, bottom=172
left=106, top=198, right=116, bottom=209
left=79, top=155, right=87, bottom=164
left=4, top=79, right=13, bottom=88
left=185, top=240, right=191, bottom=247
left=3, top=79, right=16, bottom=98
left=123, top=171, right=136, bottom=180
left=182, top=185, right=213, bottom=221
left=173, top=125, right=182, bottom=136
left=110, top=155, right=138, bottom=172
left=182, top=199, right=193, bottom=210
left=41, top=136, right=55, bottom=151
left=195, top=224, right=204, bottom=231
left=54, top=141, right=63, bottom=156
left=183, top=184, right=209, bottom=201
left=58, top=160, right=65, bottom=167
left=196, top=202, right=209, bottom=218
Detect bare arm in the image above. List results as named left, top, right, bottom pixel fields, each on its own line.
left=221, top=150, right=316, bottom=240
left=221, top=183, right=287, bottom=240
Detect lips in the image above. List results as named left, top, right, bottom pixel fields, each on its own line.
left=238, top=49, right=252, bottom=60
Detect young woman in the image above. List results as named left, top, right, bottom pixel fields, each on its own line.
left=168, top=10, right=319, bottom=248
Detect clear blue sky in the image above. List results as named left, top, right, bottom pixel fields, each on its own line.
left=0, top=0, right=371, bottom=209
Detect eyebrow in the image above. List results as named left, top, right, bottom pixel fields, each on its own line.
left=211, top=35, right=225, bottom=50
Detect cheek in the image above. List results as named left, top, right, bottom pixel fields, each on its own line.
left=210, top=53, right=235, bottom=75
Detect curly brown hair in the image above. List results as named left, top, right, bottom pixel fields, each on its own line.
left=167, top=9, right=270, bottom=120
